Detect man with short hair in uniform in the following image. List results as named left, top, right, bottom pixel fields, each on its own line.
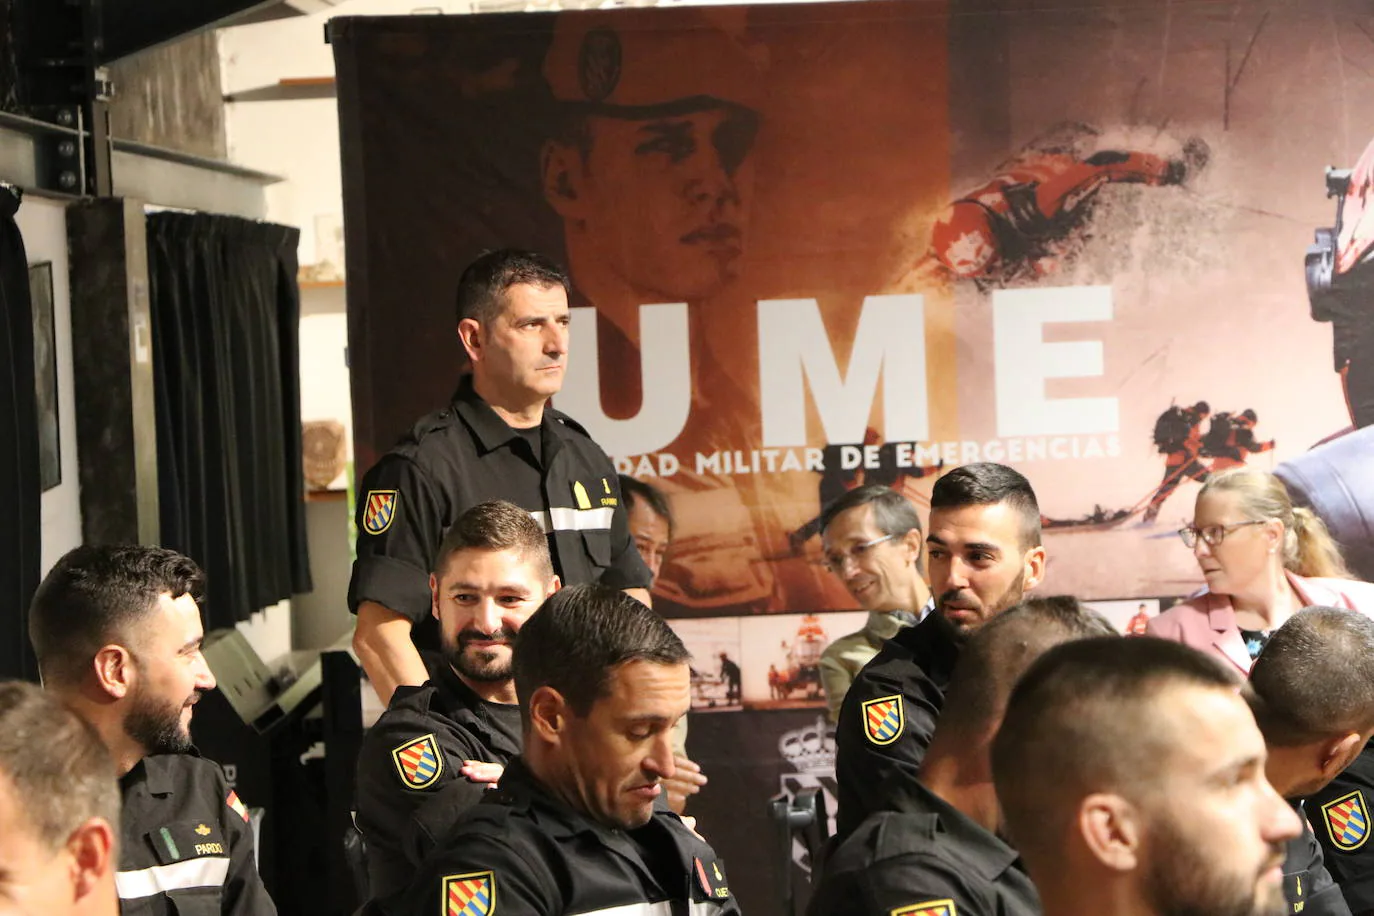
left=809, top=597, right=1115, bottom=916
left=348, top=249, right=652, bottom=708
left=377, top=584, right=737, bottom=916
left=0, top=680, right=121, bottom=916
left=817, top=485, right=933, bottom=724
left=1249, top=608, right=1374, bottom=916
left=28, top=545, right=275, bottom=915
left=992, top=637, right=1302, bottom=916
left=834, top=463, right=1046, bottom=838
left=355, top=500, right=559, bottom=902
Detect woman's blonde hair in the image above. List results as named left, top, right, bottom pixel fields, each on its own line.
left=1200, top=468, right=1352, bottom=580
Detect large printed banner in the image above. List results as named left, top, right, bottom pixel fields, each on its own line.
left=334, top=2, right=1374, bottom=911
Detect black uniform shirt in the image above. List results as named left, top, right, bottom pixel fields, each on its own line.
left=379, top=758, right=739, bottom=916
left=1309, top=743, right=1374, bottom=914
left=835, top=611, right=962, bottom=838
left=1286, top=800, right=1352, bottom=916
left=347, top=376, right=651, bottom=636
left=355, top=664, right=524, bottom=900
left=808, top=780, right=1038, bottom=916
left=116, top=753, right=275, bottom=916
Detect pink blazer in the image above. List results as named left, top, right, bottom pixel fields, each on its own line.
left=1146, top=572, right=1374, bottom=673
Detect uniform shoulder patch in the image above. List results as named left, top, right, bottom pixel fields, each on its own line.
left=693, top=856, right=731, bottom=900
left=393, top=734, right=444, bottom=789
left=442, top=870, right=495, bottom=916
left=861, top=694, right=905, bottom=746
left=1322, top=790, right=1370, bottom=852
left=363, top=490, right=398, bottom=535
left=225, top=790, right=250, bottom=822
left=892, top=899, right=956, bottom=916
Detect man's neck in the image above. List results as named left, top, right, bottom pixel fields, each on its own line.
left=898, top=576, right=932, bottom=614
left=1264, top=745, right=1313, bottom=800
left=919, top=741, right=1000, bottom=834
left=471, top=374, right=545, bottom=429
left=453, top=668, right=518, bottom=705
left=67, top=695, right=145, bottom=778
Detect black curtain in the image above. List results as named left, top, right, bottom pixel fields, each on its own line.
left=147, top=212, right=312, bottom=630
left=0, top=184, right=40, bottom=680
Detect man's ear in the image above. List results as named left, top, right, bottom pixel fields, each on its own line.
left=430, top=572, right=442, bottom=622
left=901, top=528, right=923, bottom=568
left=528, top=685, right=568, bottom=745
left=92, top=645, right=134, bottom=700
left=546, top=575, right=563, bottom=598
left=1321, top=732, right=1366, bottom=782
left=540, top=139, right=589, bottom=223
left=67, top=816, right=116, bottom=901
left=1079, top=793, right=1142, bottom=873
left=458, top=318, right=483, bottom=366
left=1023, top=545, right=1048, bottom=592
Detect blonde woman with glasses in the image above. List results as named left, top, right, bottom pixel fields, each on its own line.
left=1146, top=467, right=1374, bottom=673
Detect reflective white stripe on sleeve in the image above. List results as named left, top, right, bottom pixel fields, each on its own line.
left=116, top=857, right=230, bottom=900
left=689, top=901, right=719, bottom=916
left=568, top=902, right=673, bottom=916
left=527, top=507, right=615, bottom=534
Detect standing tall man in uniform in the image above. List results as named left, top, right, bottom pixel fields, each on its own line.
left=834, top=463, right=1046, bottom=838
left=28, top=545, right=276, bottom=915
left=348, top=249, right=652, bottom=706
left=992, top=637, right=1302, bottom=916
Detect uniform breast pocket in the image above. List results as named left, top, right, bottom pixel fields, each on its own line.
left=582, top=529, right=613, bottom=568
left=167, top=886, right=224, bottom=916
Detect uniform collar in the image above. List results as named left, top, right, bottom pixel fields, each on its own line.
left=122, top=752, right=198, bottom=798
left=885, top=779, right=1021, bottom=881
left=451, top=375, right=579, bottom=460
left=891, top=609, right=962, bottom=683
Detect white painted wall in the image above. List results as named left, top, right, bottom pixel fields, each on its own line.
left=16, top=197, right=82, bottom=576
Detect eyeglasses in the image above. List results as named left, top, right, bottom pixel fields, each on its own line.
left=1177, top=520, right=1267, bottom=548
left=823, top=534, right=897, bottom=573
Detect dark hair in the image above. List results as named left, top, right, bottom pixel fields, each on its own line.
left=991, top=638, right=1240, bottom=866
left=1247, top=607, right=1374, bottom=746
left=935, top=596, right=1116, bottom=741
left=930, top=462, right=1042, bottom=549
left=0, top=681, right=119, bottom=850
left=29, top=545, right=205, bottom=688
left=1192, top=400, right=1211, bottom=414
left=454, top=249, right=570, bottom=327
left=618, top=475, right=674, bottom=534
left=513, top=584, right=689, bottom=721
left=433, top=500, right=554, bottom=581
left=820, top=485, right=922, bottom=540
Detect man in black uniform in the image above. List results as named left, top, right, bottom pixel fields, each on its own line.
left=810, top=597, right=1114, bottom=916
left=992, top=638, right=1302, bottom=916
left=348, top=249, right=652, bottom=707
left=0, top=680, right=121, bottom=916
left=28, top=545, right=275, bottom=915
left=377, top=584, right=737, bottom=916
left=355, top=501, right=558, bottom=900
left=1251, top=609, right=1374, bottom=916
left=834, top=463, right=1046, bottom=838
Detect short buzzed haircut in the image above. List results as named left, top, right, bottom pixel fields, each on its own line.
left=0, top=681, right=119, bottom=850
left=930, top=462, right=1042, bottom=550
left=513, top=584, right=689, bottom=724
left=619, top=475, right=674, bottom=534
left=433, top=500, right=554, bottom=582
left=29, top=544, right=205, bottom=688
left=1247, top=607, right=1374, bottom=745
left=936, top=596, right=1117, bottom=741
left=820, top=485, right=922, bottom=541
left=991, top=638, right=1239, bottom=864
left=454, top=249, right=570, bottom=327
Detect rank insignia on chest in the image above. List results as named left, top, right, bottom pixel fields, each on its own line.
left=861, top=694, right=904, bottom=746
left=393, top=734, right=444, bottom=789
left=1322, top=790, right=1370, bottom=851
left=443, top=871, right=495, bottom=916
left=891, top=898, right=956, bottom=916
left=363, top=490, right=398, bottom=535
left=572, top=480, right=592, bottom=510
left=693, top=856, right=730, bottom=900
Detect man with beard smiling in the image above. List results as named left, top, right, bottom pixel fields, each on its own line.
left=27, top=545, right=275, bottom=915
left=993, top=637, right=1302, bottom=916
left=834, top=463, right=1046, bottom=838
left=354, top=501, right=559, bottom=902
left=376, top=584, right=737, bottom=916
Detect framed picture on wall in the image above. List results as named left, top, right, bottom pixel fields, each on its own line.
left=29, top=261, right=59, bottom=492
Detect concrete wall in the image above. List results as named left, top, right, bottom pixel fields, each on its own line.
left=109, top=31, right=228, bottom=159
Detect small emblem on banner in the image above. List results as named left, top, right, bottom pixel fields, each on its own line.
left=363, top=490, right=398, bottom=535
left=442, top=871, right=495, bottom=916
left=1323, top=790, right=1370, bottom=851
left=861, top=694, right=904, bottom=746
left=392, top=734, right=444, bottom=789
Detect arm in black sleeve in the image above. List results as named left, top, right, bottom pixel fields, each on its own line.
left=348, top=456, right=448, bottom=623
left=1289, top=814, right=1353, bottom=916
left=812, top=851, right=1000, bottom=916
left=834, top=676, right=940, bottom=838
left=396, top=830, right=557, bottom=916
left=215, top=767, right=278, bottom=916
left=598, top=473, right=652, bottom=591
